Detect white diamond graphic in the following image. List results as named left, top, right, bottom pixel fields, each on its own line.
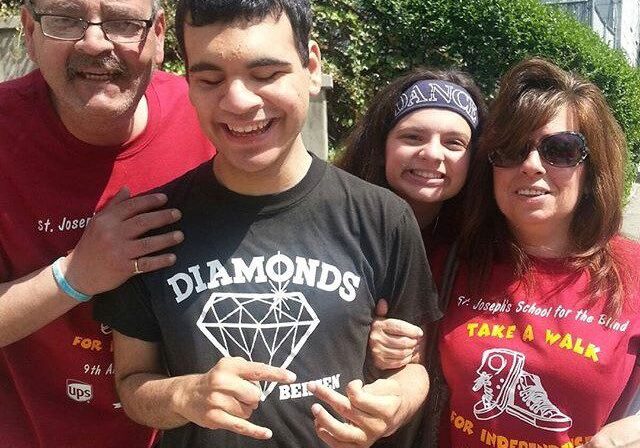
left=196, top=291, right=320, bottom=399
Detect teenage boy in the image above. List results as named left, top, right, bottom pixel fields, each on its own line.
left=95, top=1, right=439, bottom=447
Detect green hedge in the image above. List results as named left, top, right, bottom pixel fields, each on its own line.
left=0, top=0, right=20, bottom=17
left=312, top=0, right=640, bottom=191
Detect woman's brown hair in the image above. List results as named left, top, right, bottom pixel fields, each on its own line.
left=459, top=57, right=629, bottom=316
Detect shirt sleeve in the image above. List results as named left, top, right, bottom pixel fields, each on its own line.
left=382, top=206, right=442, bottom=326
left=93, top=277, right=162, bottom=342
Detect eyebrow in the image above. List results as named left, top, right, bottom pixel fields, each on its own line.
left=189, top=58, right=292, bottom=73
left=35, top=0, right=81, bottom=13
left=189, top=62, right=221, bottom=73
left=247, top=57, right=292, bottom=69
left=35, top=0, right=147, bottom=17
left=396, top=125, right=471, bottom=139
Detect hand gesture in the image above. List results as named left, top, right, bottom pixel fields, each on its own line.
left=64, top=187, right=184, bottom=295
left=309, top=378, right=402, bottom=447
left=173, top=357, right=296, bottom=440
left=369, top=299, right=424, bottom=370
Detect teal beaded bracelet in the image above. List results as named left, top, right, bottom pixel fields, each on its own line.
left=52, top=257, right=92, bottom=302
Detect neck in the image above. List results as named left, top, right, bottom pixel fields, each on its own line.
left=56, top=96, right=149, bottom=147
left=406, top=200, right=442, bottom=230
left=510, top=222, right=571, bottom=258
left=214, top=136, right=313, bottom=196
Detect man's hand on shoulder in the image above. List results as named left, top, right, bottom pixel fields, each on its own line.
left=64, top=186, right=184, bottom=295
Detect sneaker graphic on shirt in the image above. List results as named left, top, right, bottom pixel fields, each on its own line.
left=472, top=349, right=525, bottom=420
left=506, top=370, right=573, bottom=432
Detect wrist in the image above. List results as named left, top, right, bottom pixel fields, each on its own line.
left=169, top=376, right=191, bottom=424
left=63, top=251, right=99, bottom=296
left=52, top=256, right=93, bottom=302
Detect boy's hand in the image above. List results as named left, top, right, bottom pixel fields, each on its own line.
left=172, top=357, right=296, bottom=439
left=309, top=378, right=402, bottom=447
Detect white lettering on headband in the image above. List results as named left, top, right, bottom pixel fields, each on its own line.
left=392, top=80, right=479, bottom=130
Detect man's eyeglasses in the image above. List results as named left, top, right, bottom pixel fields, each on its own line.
left=488, top=131, right=589, bottom=168
left=32, top=13, right=154, bottom=44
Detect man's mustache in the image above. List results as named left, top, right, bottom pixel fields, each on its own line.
left=67, top=55, right=127, bottom=78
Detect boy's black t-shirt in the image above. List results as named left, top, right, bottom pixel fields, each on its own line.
left=95, top=154, right=441, bottom=448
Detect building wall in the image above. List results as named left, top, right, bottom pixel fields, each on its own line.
left=619, top=0, right=640, bottom=65
left=541, top=0, right=639, bottom=65
left=0, top=17, right=35, bottom=82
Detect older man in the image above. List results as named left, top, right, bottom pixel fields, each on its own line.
left=0, top=0, right=213, bottom=446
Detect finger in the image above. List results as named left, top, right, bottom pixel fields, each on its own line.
left=205, top=408, right=273, bottom=440
left=308, top=382, right=354, bottom=420
left=129, top=231, right=185, bottom=258
left=100, top=186, right=131, bottom=211
left=371, top=344, right=414, bottom=361
left=124, top=208, right=182, bottom=238
left=236, top=361, right=297, bottom=384
left=316, top=426, right=356, bottom=448
left=346, top=380, right=400, bottom=417
left=379, top=319, right=423, bottom=338
left=312, top=403, right=367, bottom=445
left=133, top=253, right=177, bottom=273
left=111, top=193, right=170, bottom=220
left=207, top=391, right=259, bottom=419
left=374, top=355, right=414, bottom=371
left=373, top=332, right=421, bottom=350
left=375, top=299, right=388, bottom=317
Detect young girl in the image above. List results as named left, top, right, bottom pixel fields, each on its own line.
left=338, top=68, right=487, bottom=253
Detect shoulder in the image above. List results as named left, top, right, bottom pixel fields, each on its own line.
left=147, top=158, right=213, bottom=207
left=612, top=235, right=640, bottom=265
left=149, top=70, right=188, bottom=90
left=146, top=70, right=190, bottom=107
left=0, top=70, right=45, bottom=110
left=324, top=163, right=412, bottom=215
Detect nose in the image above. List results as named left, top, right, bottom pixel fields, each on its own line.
left=74, top=24, right=114, bottom=56
left=219, top=79, right=263, bottom=114
left=520, top=149, right=546, bottom=176
left=417, top=137, right=445, bottom=163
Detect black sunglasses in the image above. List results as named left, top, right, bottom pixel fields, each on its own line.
left=488, top=131, right=589, bottom=168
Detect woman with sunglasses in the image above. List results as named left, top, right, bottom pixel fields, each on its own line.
left=369, top=58, right=640, bottom=447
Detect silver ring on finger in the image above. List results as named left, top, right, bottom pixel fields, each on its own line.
left=133, top=258, right=143, bottom=275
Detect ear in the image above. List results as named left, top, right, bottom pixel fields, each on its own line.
left=307, top=40, right=322, bottom=96
left=151, top=9, right=166, bottom=66
left=21, top=6, right=37, bottom=63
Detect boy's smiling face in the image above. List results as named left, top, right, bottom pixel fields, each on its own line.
left=185, top=12, right=321, bottom=194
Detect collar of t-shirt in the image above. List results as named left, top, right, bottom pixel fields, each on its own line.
left=192, top=152, right=327, bottom=216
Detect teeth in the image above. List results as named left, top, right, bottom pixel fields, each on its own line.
left=410, top=170, right=443, bottom=179
left=227, top=120, right=270, bottom=134
left=81, top=73, right=113, bottom=81
left=517, top=188, right=547, bottom=197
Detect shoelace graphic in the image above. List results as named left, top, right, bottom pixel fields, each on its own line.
left=518, top=374, right=562, bottom=417
left=473, top=371, right=494, bottom=405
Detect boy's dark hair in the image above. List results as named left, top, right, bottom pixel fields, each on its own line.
left=176, top=0, right=313, bottom=67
